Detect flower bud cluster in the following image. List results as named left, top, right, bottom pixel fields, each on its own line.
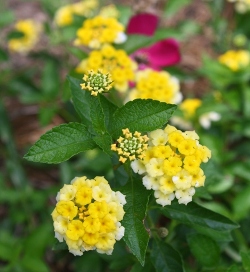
left=128, top=69, right=182, bottom=104
left=111, top=128, right=149, bottom=163
left=75, top=16, right=126, bottom=49
left=131, top=125, right=211, bottom=206
left=80, top=70, right=113, bottom=96
left=52, top=176, right=126, bottom=256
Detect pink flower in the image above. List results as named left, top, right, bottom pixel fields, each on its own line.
left=126, top=13, right=158, bottom=36
left=132, top=39, right=181, bottom=70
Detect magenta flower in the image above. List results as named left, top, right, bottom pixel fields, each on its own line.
left=126, top=13, right=159, bottom=36
left=132, top=38, right=181, bottom=70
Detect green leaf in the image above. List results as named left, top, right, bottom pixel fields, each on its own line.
left=232, top=185, right=250, bottom=221
left=151, top=240, right=184, bottom=272
left=24, top=122, right=96, bottom=164
left=93, top=135, right=113, bottom=155
left=110, top=99, right=176, bottom=139
left=7, top=30, right=25, bottom=39
left=164, top=0, right=191, bottom=17
left=243, top=86, right=250, bottom=118
left=68, top=76, right=92, bottom=126
left=227, top=264, right=242, bottom=272
left=121, top=177, right=151, bottom=265
left=240, top=250, right=250, bottom=271
left=159, top=201, right=239, bottom=232
left=187, top=234, right=220, bottom=268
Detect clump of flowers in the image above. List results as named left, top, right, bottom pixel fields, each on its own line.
left=8, top=19, right=42, bottom=54
left=111, top=129, right=149, bottom=163
left=54, top=0, right=98, bottom=27
left=99, top=4, right=120, bottom=18
left=52, top=176, right=126, bottom=256
left=74, top=16, right=126, bottom=49
left=218, top=50, right=250, bottom=71
left=76, top=45, right=137, bottom=92
left=127, top=69, right=182, bottom=104
left=180, top=99, right=202, bottom=119
left=80, top=70, right=113, bottom=96
left=131, top=125, right=211, bottom=206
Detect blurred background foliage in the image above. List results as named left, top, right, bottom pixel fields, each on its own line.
left=1, top=0, right=250, bottom=271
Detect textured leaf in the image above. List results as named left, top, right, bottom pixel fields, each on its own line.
left=121, top=177, right=151, bottom=265
left=159, top=201, right=239, bottom=232
left=151, top=240, right=184, bottom=272
left=93, top=135, right=113, bottom=155
left=187, top=234, right=220, bottom=268
left=68, top=76, right=92, bottom=126
left=24, top=123, right=96, bottom=164
left=110, top=99, right=176, bottom=139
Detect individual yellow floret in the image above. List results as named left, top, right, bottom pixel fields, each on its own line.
left=66, top=220, right=85, bottom=240
left=56, top=200, right=78, bottom=220
left=178, top=139, right=197, bottom=156
left=168, top=130, right=185, bottom=147
left=180, top=98, right=202, bottom=118
left=75, top=186, right=92, bottom=206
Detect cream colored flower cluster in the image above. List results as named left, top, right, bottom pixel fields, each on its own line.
left=76, top=45, right=136, bottom=92
left=111, top=128, right=149, bottom=163
left=218, top=50, right=250, bottom=71
left=8, top=19, right=42, bottom=54
left=127, top=69, right=182, bottom=104
left=228, top=0, right=250, bottom=13
left=80, top=69, right=113, bottom=96
left=131, top=125, right=211, bottom=206
left=75, top=16, right=126, bottom=49
left=52, top=176, right=126, bottom=256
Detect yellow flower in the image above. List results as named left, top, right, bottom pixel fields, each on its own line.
left=131, top=125, right=211, bottom=206
left=76, top=45, right=136, bottom=92
left=180, top=98, right=202, bottom=118
left=8, top=19, right=42, bottom=54
left=52, top=176, right=126, bottom=256
left=128, top=69, right=182, bottom=104
left=218, top=50, right=250, bottom=71
left=99, top=4, right=120, bottom=18
left=75, top=15, right=126, bottom=49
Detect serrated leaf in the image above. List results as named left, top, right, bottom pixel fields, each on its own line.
left=68, top=76, right=92, bottom=126
left=109, top=99, right=176, bottom=139
left=187, top=234, right=220, bottom=268
left=240, top=250, right=250, bottom=271
left=151, top=240, right=184, bottom=272
left=121, top=177, right=151, bottom=265
left=24, top=122, right=96, bottom=164
left=159, top=201, right=239, bottom=232
left=93, top=135, right=113, bottom=155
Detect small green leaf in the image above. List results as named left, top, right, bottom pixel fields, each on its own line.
left=159, top=201, right=239, bottom=232
left=151, top=240, right=184, bottom=272
left=110, top=99, right=176, bottom=139
left=232, top=185, right=250, bottom=221
left=240, top=250, right=250, bottom=271
left=7, top=31, right=24, bottom=39
left=187, top=234, right=220, bottom=268
left=121, top=177, right=151, bottom=265
left=93, top=135, right=113, bottom=155
left=68, top=76, right=92, bottom=126
left=24, top=122, right=96, bottom=164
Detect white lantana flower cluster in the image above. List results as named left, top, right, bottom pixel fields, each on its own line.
left=131, top=125, right=211, bottom=206
left=52, top=176, right=126, bottom=256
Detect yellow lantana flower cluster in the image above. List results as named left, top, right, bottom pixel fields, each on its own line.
left=180, top=98, right=202, bottom=118
left=75, top=16, right=126, bottom=49
left=128, top=69, right=182, bottom=104
left=80, top=70, right=113, bottom=96
left=54, top=0, right=98, bottom=27
left=111, top=128, right=149, bottom=163
left=8, top=19, right=42, bottom=54
left=76, top=45, right=136, bottom=92
left=131, top=125, right=211, bottom=206
left=218, top=50, right=250, bottom=71
left=52, top=176, right=126, bottom=256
